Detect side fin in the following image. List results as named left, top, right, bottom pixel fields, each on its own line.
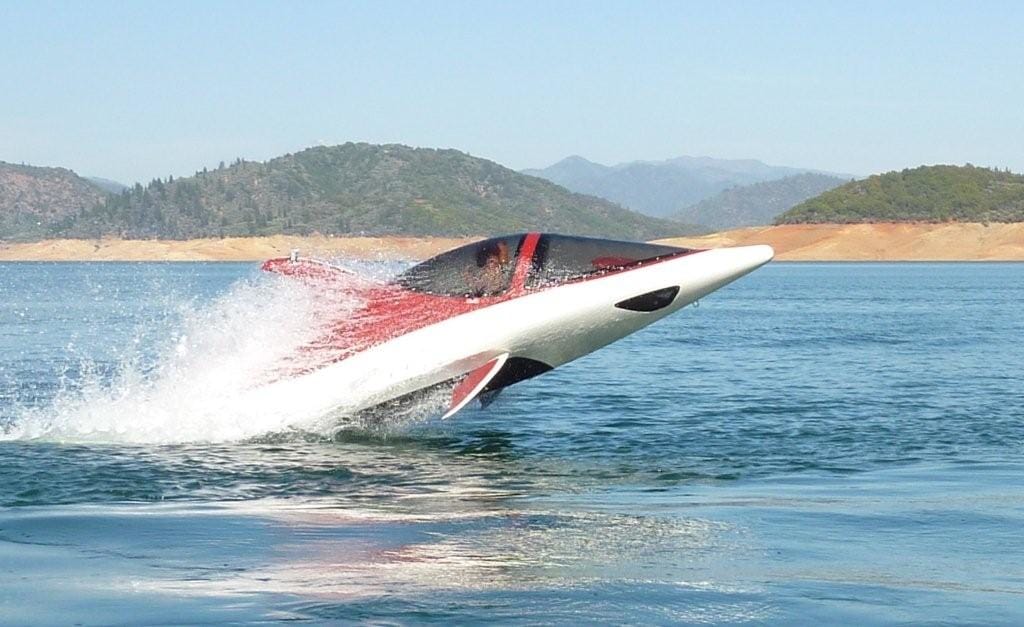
left=262, top=257, right=355, bottom=278
left=443, top=353, right=509, bottom=419
left=261, top=257, right=370, bottom=289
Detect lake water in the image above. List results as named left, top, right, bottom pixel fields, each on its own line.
left=1, top=261, right=1022, bottom=624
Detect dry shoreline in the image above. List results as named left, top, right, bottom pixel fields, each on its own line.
left=0, top=235, right=476, bottom=262
left=655, top=223, right=1024, bottom=261
left=1, top=223, right=1023, bottom=262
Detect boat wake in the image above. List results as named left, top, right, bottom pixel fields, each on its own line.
left=1, top=266, right=444, bottom=444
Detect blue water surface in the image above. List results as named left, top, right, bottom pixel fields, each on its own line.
left=0, top=261, right=1022, bottom=625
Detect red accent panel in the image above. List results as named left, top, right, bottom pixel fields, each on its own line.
left=510, top=232, right=540, bottom=294
left=449, top=357, right=500, bottom=412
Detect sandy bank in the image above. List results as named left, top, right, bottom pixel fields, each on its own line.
left=0, top=235, right=475, bottom=262
left=656, top=223, right=1024, bottom=261
left=1, top=224, right=1023, bottom=261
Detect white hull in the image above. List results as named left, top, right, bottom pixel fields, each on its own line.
left=252, top=245, right=774, bottom=426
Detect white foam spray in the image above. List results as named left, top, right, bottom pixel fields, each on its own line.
left=1, top=265, right=442, bottom=444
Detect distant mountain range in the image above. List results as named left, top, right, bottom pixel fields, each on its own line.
left=777, top=165, right=1024, bottom=224
left=85, top=176, right=128, bottom=194
left=675, top=173, right=848, bottom=231
left=0, top=162, right=110, bottom=240
left=2, top=144, right=690, bottom=241
left=523, top=155, right=850, bottom=218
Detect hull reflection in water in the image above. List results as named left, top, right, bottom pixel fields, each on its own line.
left=0, top=440, right=766, bottom=625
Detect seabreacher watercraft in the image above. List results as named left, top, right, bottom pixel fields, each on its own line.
left=261, top=233, right=773, bottom=421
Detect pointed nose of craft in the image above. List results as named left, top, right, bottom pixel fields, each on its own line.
left=684, top=244, right=774, bottom=296
left=728, top=244, right=775, bottom=276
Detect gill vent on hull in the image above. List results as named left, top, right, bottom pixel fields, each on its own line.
left=614, top=286, right=681, bottom=312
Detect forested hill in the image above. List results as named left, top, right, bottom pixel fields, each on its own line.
left=777, top=165, right=1024, bottom=224
left=674, top=173, right=846, bottom=230
left=0, top=162, right=108, bottom=240
left=56, top=144, right=688, bottom=240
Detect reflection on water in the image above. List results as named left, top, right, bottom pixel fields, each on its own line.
left=3, top=436, right=1023, bottom=623
left=5, top=460, right=1022, bottom=624
left=0, top=480, right=765, bottom=624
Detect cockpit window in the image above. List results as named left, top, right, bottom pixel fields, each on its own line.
left=526, top=235, right=689, bottom=289
left=394, top=235, right=524, bottom=297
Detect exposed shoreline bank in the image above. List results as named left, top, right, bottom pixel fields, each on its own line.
left=0, top=235, right=476, bottom=262
left=1, top=223, right=1023, bottom=261
left=657, top=223, right=1024, bottom=261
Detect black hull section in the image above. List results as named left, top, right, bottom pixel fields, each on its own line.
left=482, top=357, right=553, bottom=394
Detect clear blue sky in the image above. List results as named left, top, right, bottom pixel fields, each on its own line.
left=2, top=1, right=1022, bottom=184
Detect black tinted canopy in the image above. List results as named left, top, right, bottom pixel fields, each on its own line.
left=393, top=233, right=691, bottom=297
left=527, top=235, right=688, bottom=289
left=394, top=235, right=524, bottom=297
